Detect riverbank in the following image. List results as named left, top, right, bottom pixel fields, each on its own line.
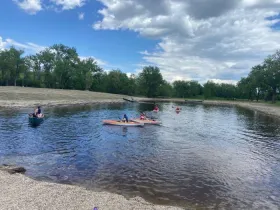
left=0, top=170, right=184, bottom=210
left=0, top=86, right=126, bottom=108
left=1, top=86, right=280, bottom=119
left=139, top=98, right=280, bottom=119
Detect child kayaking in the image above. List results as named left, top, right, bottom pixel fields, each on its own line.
left=140, top=112, right=147, bottom=120
left=153, top=105, right=159, bottom=112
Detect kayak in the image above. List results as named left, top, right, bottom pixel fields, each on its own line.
left=131, top=118, right=161, bottom=125
left=102, top=120, right=144, bottom=127
left=28, top=114, right=44, bottom=126
left=153, top=109, right=159, bottom=113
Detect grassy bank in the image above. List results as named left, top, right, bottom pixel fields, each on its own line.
left=0, top=86, right=127, bottom=108
left=1, top=86, right=280, bottom=119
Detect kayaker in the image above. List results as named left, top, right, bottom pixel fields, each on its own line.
left=33, top=106, right=42, bottom=117
left=176, top=107, right=180, bottom=111
left=154, top=105, right=159, bottom=111
left=122, top=114, right=129, bottom=123
left=140, top=112, right=146, bottom=120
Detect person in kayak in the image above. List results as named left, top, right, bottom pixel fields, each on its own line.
left=32, top=106, right=42, bottom=117
left=122, top=114, right=129, bottom=123
left=140, top=112, right=146, bottom=120
left=154, top=105, right=159, bottom=111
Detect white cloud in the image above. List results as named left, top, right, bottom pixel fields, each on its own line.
left=0, top=37, right=7, bottom=50
left=13, top=0, right=42, bottom=14
left=209, top=79, right=238, bottom=85
left=1, top=36, right=46, bottom=53
left=50, top=0, right=86, bottom=10
left=94, top=0, right=280, bottom=82
left=78, top=12, right=84, bottom=20
left=4, top=38, right=46, bottom=53
left=79, top=56, right=107, bottom=66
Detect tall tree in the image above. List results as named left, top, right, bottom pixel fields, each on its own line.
left=38, top=49, right=55, bottom=88
left=262, top=51, right=280, bottom=103
left=157, top=80, right=173, bottom=97
left=138, top=66, right=164, bottom=97
left=7, top=47, right=24, bottom=86
left=75, top=58, right=102, bottom=90
left=106, top=70, right=131, bottom=94
left=51, top=44, right=79, bottom=89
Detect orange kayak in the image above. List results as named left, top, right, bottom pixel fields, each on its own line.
left=102, top=120, right=144, bottom=127
left=131, top=118, right=161, bottom=125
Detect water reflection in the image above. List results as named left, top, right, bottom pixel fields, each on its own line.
left=0, top=103, right=280, bottom=209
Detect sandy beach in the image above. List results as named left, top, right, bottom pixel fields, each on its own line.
left=0, top=86, right=126, bottom=108
left=0, top=170, right=184, bottom=210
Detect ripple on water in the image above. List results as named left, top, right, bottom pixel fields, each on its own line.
left=0, top=104, right=280, bottom=209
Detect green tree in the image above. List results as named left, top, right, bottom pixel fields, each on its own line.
left=0, top=49, right=11, bottom=85
left=137, top=66, right=163, bottom=97
left=262, top=51, right=280, bottom=103
left=203, top=81, right=217, bottom=99
left=157, top=80, right=173, bottom=97
left=75, top=58, right=102, bottom=90
left=106, top=70, right=131, bottom=94
left=51, top=44, right=79, bottom=89
left=38, top=49, right=55, bottom=88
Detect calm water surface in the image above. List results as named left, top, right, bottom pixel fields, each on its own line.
left=0, top=103, right=280, bottom=209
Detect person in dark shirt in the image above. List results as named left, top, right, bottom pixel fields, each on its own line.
left=33, top=106, right=42, bottom=117
left=122, top=114, right=129, bottom=123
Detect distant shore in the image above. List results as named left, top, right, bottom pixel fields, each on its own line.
left=1, top=86, right=280, bottom=119
left=138, top=98, right=280, bottom=119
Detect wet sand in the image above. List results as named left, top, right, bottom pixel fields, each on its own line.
left=0, top=171, right=184, bottom=210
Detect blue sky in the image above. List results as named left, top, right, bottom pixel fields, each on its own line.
left=1, top=0, right=280, bottom=83
left=0, top=0, right=158, bottom=73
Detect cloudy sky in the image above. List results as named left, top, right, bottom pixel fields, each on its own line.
left=1, top=0, right=280, bottom=83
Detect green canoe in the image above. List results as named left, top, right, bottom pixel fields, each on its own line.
left=28, top=114, right=44, bottom=126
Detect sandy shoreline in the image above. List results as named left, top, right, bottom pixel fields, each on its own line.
left=0, top=99, right=124, bottom=108
left=0, top=86, right=126, bottom=108
left=1, top=87, right=280, bottom=120
left=0, top=171, right=184, bottom=210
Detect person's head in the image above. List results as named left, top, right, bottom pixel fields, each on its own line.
left=38, top=106, right=41, bottom=109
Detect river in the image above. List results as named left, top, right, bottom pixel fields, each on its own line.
left=0, top=102, right=280, bottom=209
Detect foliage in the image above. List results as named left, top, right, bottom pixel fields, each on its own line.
left=0, top=44, right=279, bottom=102
left=173, top=80, right=202, bottom=98
left=137, top=66, right=164, bottom=97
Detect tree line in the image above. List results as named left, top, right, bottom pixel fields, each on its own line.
left=0, top=44, right=279, bottom=102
